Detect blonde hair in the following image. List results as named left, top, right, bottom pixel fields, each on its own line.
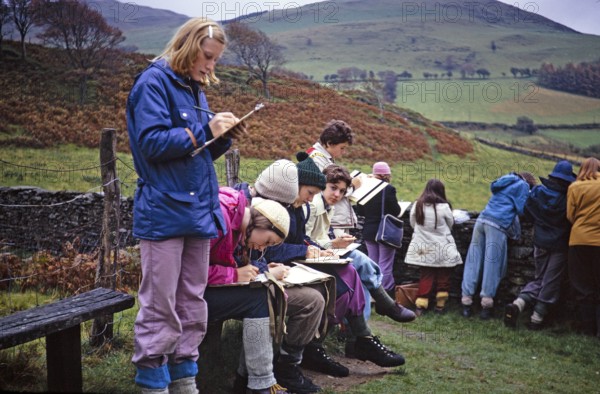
left=576, top=157, right=600, bottom=181
left=154, top=18, right=226, bottom=85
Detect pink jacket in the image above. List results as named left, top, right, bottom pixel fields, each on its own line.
left=208, top=187, right=247, bottom=284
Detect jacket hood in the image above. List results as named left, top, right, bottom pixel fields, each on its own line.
left=490, top=173, right=522, bottom=194
left=150, top=59, right=189, bottom=86
left=531, top=178, right=568, bottom=215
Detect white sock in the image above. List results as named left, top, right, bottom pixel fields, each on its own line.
left=513, top=297, right=526, bottom=312
left=531, top=311, right=544, bottom=324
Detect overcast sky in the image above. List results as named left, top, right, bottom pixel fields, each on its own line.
left=128, top=0, right=600, bottom=36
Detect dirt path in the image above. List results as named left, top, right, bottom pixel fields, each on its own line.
left=302, top=320, right=410, bottom=393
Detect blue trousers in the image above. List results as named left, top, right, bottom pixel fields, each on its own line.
left=461, top=220, right=508, bottom=302
left=347, top=249, right=383, bottom=320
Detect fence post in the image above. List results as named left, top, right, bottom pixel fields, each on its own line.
left=91, top=128, right=121, bottom=346
left=225, top=149, right=240, bottom=187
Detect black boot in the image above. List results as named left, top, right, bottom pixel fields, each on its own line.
left=274, top=355, right=321, bottom=393
left=300, top=345, right=349, bottom=377
left=354, top=336, right=405, bottom=367
left=372, top=286, right=416, bottom=323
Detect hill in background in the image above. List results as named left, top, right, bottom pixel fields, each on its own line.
left=96, top=0, right=600, bottom=80
left=0, top=41, right=471, bottom=163
left=80, top=0, right=600, bottom=125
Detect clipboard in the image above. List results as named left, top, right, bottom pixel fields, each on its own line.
left=295, top=257, right=352, bottom=265
left=348, top=170, right=388, bottom=205
left=190, top=103, right=265, bottom=157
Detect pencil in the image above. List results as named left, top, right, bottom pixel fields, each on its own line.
left=193, top=106, right=216, bottom=116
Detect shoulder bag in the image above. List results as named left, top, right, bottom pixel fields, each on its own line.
left=375, top=187, right=404, bottom=249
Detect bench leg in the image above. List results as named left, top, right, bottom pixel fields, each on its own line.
left=47, top=324, right=83, bottom=392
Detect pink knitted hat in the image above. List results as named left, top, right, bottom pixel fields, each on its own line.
left=372, top=162, right=391, bottom=175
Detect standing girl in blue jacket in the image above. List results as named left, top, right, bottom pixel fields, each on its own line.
left=127, top=18, right=246, bottom=394
left=461, top=172, right=536, bottom=319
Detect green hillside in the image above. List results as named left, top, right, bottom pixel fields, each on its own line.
left=101, top=0, right=600, bottom=124
left=249, top=0, right=600, bottom=79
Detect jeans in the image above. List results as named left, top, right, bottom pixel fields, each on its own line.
left=347, top=249, right=384, bottom=320
left=461, top=219, right=508, bottom=303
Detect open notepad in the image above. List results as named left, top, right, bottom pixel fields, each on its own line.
left=209, top=264, right=334, bottom=287
left=281, top=263, right=333, bottom=285
left=295, top=256, right=352, bottom=265
left=330, top=242, right=361, bottom=257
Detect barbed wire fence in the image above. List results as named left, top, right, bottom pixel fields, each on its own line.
left=0, top=129, right=141, bottom=354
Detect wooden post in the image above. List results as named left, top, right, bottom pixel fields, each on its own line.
left=225, top=149, right=240, bottom=187
left=91, top=128, right=121, bottom=346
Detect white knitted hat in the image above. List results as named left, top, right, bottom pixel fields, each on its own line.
left=254, top=159, right=299, bottom=205
left=251, top=197, right=290, bottom=239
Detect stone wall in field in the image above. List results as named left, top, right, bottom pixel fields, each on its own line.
left=1, top=187, right=567, bottom=312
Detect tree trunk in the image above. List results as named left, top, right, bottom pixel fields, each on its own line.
left=79, top=72, right=88, bottom=105
left=20, top=34, right=26, bottom=59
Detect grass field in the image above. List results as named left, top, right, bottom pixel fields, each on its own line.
left=2, top=291, right=599, bottom=393
left=391, top=79, right=600, bottom=124
left=0, top=141, right=563, bottom=211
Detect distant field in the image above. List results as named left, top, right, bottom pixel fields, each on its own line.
left=458, top=128, right=600, bottom=159
left=0, top=141, right=563, bottom=211
left=540, top=129, right=600, bottom=148
left=393, top=79, right=600, bottom=124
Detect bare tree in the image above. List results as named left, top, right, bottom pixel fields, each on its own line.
left=9, top=0, right=36, bottom=59
left=0, top=0, right=12, bottom=56
left=33, top=0, right=124, bottom=103
left=362, top=76, right=385, bottom=122
left=226, top=21, right=285, bottom=99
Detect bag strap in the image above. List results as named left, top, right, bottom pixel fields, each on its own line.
left=380, top=187, right=386, bottom=220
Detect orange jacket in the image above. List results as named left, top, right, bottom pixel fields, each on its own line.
left=566, top=174, right=600, bottom=246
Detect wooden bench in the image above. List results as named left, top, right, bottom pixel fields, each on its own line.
left=0, top=287, right=135, bottom=392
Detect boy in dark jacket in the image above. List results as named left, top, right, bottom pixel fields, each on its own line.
left=504, top=161, right=576, bottom=329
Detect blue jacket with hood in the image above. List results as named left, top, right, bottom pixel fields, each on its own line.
left=524, top=177, right=571, bottom=251
left=127, top=59, right=231, bottom=240
left=479, top=173, right=530, bottom=232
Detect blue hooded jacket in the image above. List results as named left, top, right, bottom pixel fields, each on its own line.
left=524, top=177, right=571, bottom=251
left=479, top=173, right=530, bottom=231
left=127, top=59, right=231, bottom=240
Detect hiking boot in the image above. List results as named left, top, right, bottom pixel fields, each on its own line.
left=375, top=302, right=416, bottom=323
left=504, top=303, right=520, bottom=328
left=300, top=345, right=349, bottom=377
left=354, top=336, right=405, bottom=367
left=526, top=320, right=544, bottom=331
left=274, top=361, right=320, bottom=393
left=461, top=304, right=473, bottom=318
left=249, top=383, right=287, bottom=394
left=233, top=373, right=248, bottom=394
left=434, top=306, right=446, bottom=315
left=480, top=307, right=493, bottom=320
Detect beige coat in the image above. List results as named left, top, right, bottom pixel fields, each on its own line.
left=567, top=175, right=600, bottom=246
left=404, top=203, right=462, bottom=267
left=304, top=194, right=334, bottom=249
